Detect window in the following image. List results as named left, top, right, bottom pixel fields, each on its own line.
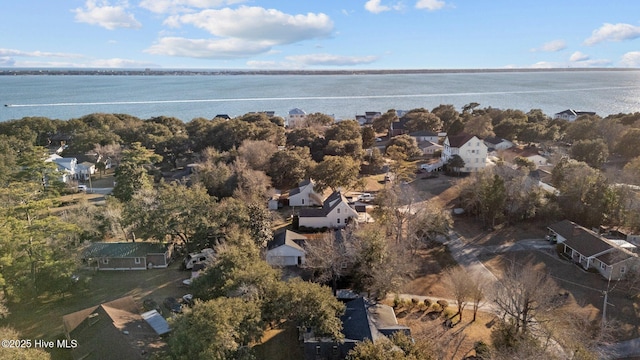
left=475, top=158, right=479, bottom=163
left=316, top=346, right=321, bottom=355
left=621, top=266, right=626, bottom=274
left=332, top=346, right=338, bottom=355
left=301, top=199, right=304, bottom=205
left=337, top=208, right=340, bottom=214
left=471, top=149, right=475, bottom=154
left=600, top=262, right=606, bottom=270
left=337, top=218, right=340, bottom=224
left=102, top=258, right=109, bottom=264
left=135, top=257, right=141, bottom=264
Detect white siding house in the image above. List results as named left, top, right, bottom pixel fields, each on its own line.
left=441, top=133, right=488, bottom=172
left=288, top=179, right=321, bottom=207
left=266, top=230, right=307, bottom=266
left=298, top=191, right=358, bottom=229
left=287, top=108, right=307, bottom=128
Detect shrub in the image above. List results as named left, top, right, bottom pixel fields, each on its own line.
left=443, top=308, right=454, bottom=319
left=393, top=296, right=401, bottom=309
left=423, top=299, right=431, bottom=309
left=474, top=341, right=491, bottom=359
left=437, top=299, right=449, bottom=309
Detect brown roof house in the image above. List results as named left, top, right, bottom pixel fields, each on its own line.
left=548, top=220, right=637, bottom=280
left=82, top=242, right=173, bottom=270
left=441, top=133, right=489, bottom=172
left=62, top=296, right=168, bottom=360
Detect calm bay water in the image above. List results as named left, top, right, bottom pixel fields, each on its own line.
left=1, top=70, right=639, bottom=122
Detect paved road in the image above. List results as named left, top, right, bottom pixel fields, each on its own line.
left=435, top=232, right=570, bottom=358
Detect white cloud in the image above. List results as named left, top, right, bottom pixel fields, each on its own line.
left=620, top=51, right=640, bottom=67
left=530, top=61, right=556, bottom=69
left=0, top=48, right=83, bottom=58
left=415, top=0, right=446, bottom=11
left=166, top=6, right=333, bottom=45
left=145, top=37, right=272, bottom=58
left=531, top=40, right=566, bottom=52
left=139, top=0, right=246, bottom=14
left=365, top=0, right=390, bottom=13
left=569, top=51, right=589, bottom=62
left=73, top=0, right=141, bottom=30
left=0, top=57, right=16, bottom=66
left=246, top=60, right=304, bottom=70
left=89, top=58, right=156, bottom=68
left=584, top=23, right=640, bottom=46
left=285, top=53, right=378, bottom=66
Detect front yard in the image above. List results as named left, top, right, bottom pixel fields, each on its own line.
left=4, top=261, right=190, bottom=349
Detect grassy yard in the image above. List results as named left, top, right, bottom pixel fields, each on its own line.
left=5, top=262, right=190, bottom=344
left=254, top=323, right=304, bottom=360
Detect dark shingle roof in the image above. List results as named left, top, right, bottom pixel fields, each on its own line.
left=409, top=130, right=438, bottom=137
left=289, top=179, right=312, bottom=196
left=267, top=230, right=307, bottom=251
left=447, top=133, right=476, bottom=148
left=298, top=190, right=350, bottom=218
left=549, top=220, right=613, bottom=257
left=82, top=242, right=168, bottom=259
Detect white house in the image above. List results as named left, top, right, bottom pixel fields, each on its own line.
left=45, top=155, right=78, bottom=182
left=484, top=137, right=515, bottom=151
left=409, top=130, right=439, bottom=143
left=287, top=108, right=307, bottom=128
left=288, top=179, right=322, bottom=207
left=553, top=109, right=596, bottom=122
left=441, top=133, right=488, bottom=172
left=547, top=220, right=636, bottom=280
left=298, top=191, right=358, bottom=229
left=419, top=140, right=443, bottom=156
left=76, top=162, right=95, bottom=181
left=502, top=146, right=549, bottom=168
left=266, top=230, right=307, bottom=266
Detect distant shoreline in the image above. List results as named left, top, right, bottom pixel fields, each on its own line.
left=0, top=67, right=638, bottom=76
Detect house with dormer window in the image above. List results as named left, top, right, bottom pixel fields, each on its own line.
left=298, top=191, right=358, bottom=229
left=441, top=133, right=488, bottom=172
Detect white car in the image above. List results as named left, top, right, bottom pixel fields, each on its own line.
left=77, top=185, right=87, bottom=192
left=358, top=193, right=375, bottom=201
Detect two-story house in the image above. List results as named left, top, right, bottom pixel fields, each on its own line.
left=288, top=179, right=322, bottom=207
left=298, top=191, right=358, bottom=229
left=441, top=133, right=488, bottom=172
left=288, top=108, right=307, bottom=128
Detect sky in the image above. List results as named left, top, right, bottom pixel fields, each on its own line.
left=1, top=0, right=639, bottom=70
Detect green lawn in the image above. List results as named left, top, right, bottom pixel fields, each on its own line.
left=5, top=262, right=190, bottom=343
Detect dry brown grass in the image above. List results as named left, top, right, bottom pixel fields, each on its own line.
left=391, top=302, right=496, bottom=360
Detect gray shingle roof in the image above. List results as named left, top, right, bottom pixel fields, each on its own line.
left=82, top=242, right=168, bottom=259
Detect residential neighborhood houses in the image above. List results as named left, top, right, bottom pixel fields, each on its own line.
left=6, top=104, right=640, bottom=360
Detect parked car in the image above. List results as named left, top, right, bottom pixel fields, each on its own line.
left=182, top=294, right=194, bottom=307
left=77, top=185, right=87, bottom=192
left=164, top=297, right=182, bottom=313
left=358, top=193, right=375, bottom=202
left=183, top=248, right=215, bottom=270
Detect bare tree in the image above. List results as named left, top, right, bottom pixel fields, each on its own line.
left=443, top=266, right=473, bottom=322
left=303, top=227, right=355, bottom=295
left=469, top=273, right=487, bottom=322
left=491, top=261, right=561, bottom=335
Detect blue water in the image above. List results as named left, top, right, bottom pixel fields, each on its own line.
left=1, top=71, right=639, bottom=122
